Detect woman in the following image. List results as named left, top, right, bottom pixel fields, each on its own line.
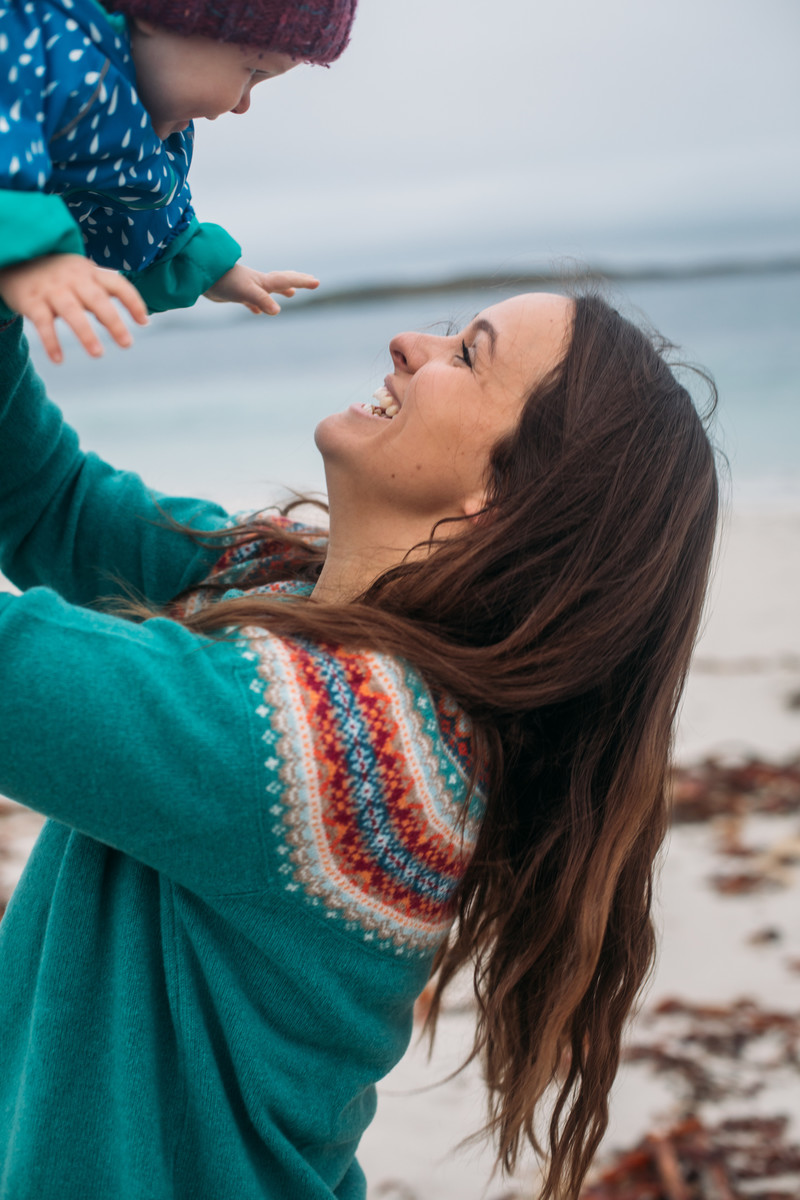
left=0, top=292, right=718, bottom=1199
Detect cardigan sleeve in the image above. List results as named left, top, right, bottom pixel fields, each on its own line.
left=0, top=583, right=486, bottom=942
left=0, top=317, right=230, bottom=606
left=0, top=585, right=270, bottom=894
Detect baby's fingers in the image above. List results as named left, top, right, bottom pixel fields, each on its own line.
left=262, top=271, right=320, bottom=296
left=27, top=302, right=66, bottom=365
left=79, top=283, right=135, bottom=350
left=51, top=294, right=104, bottom=359
left=100, top=270, right=149, bottom=326
left=246, top=286, right=282, bottom=315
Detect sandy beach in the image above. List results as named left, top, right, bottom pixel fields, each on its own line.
left=2, top=506, right=799, bottom=1198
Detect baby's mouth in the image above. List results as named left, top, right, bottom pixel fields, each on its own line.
left=367, top=385, right=400, bottom=419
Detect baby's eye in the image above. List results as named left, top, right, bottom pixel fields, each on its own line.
left=458, top=339, right=473, bottom=369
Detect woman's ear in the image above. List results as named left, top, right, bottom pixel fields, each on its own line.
left=463, top=493, right=490, bottom=524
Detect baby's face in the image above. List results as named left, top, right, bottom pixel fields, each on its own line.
left=129, top=20, right=297, bottom=140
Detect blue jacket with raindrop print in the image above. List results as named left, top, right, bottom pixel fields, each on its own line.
left=0, top=0, right=240, bottom=312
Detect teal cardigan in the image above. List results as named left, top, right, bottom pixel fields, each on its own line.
left=0, top=318, right=485, bottom=1199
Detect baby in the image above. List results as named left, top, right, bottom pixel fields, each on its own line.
left=0, top=0, right=357, bottom=361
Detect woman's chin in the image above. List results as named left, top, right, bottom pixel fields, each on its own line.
left=314, top=406, right=388, bottom=453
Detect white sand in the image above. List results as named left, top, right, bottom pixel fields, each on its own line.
left=2, top=508, right=799, bottom=1198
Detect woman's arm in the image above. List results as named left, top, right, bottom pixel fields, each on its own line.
left=0, top=317, right=229, bottom=606
left=0, top=585, right=266, bottom=895
left=0, top=579, right=482, bottom=935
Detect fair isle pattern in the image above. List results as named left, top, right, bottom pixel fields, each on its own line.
left=182, top=515, right=486, bottom=955
left=240, top=628, right=485, bottom=956
left=208, top=514, right=327, bottom=590
left=174, top=514, right=325, bottom=618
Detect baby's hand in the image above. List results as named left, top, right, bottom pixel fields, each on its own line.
left=0, top=254, right=149, bottom=364
left=204, top=265, right=319, bottom=315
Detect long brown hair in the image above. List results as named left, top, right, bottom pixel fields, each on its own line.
left=155, top=294, right=719, bottom=1198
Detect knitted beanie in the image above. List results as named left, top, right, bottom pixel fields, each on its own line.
left=104, top=0, right=358, bottom=64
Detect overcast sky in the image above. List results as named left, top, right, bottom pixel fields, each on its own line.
left=190, top=0, right=800, bottom=279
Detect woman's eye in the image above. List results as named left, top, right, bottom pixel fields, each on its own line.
left=458, top=339, right=473, bottom=369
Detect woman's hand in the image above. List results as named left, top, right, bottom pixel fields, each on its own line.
left=0, top=254, right=149, bottom=364
left=204, top=264, right=319, bottom=315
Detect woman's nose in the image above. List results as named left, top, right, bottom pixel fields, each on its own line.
left=389, top=336, right=409, bottom=371
left=389, top=331, right=437, bottom=372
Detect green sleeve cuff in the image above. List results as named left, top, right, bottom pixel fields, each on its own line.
left=0, top=190, right=86, bottom=319
left=124, top=219, right=241, bottom=313
left=0, top=190, right=85, bottom=269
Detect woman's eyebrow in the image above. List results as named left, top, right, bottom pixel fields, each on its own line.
left=470, top=317, right=498, bottom=358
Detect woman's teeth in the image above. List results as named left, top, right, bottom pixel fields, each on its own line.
left=369, top=385, right=399, bottom=418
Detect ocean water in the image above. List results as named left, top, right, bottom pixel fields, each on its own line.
left=29, top=255, right=800, bottom=517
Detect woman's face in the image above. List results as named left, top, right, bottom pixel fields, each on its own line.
left=315, top=293, right=573, bottom=524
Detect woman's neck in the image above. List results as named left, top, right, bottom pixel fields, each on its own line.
left=310, top=511, right=440, bottom=604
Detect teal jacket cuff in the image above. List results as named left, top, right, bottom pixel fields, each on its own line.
left=123, top=219, right=241, bottom=313
left=0, top=190, right=86, bottom=319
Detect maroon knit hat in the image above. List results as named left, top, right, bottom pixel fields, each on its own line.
left=105, top=0, right=358, bottom=64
